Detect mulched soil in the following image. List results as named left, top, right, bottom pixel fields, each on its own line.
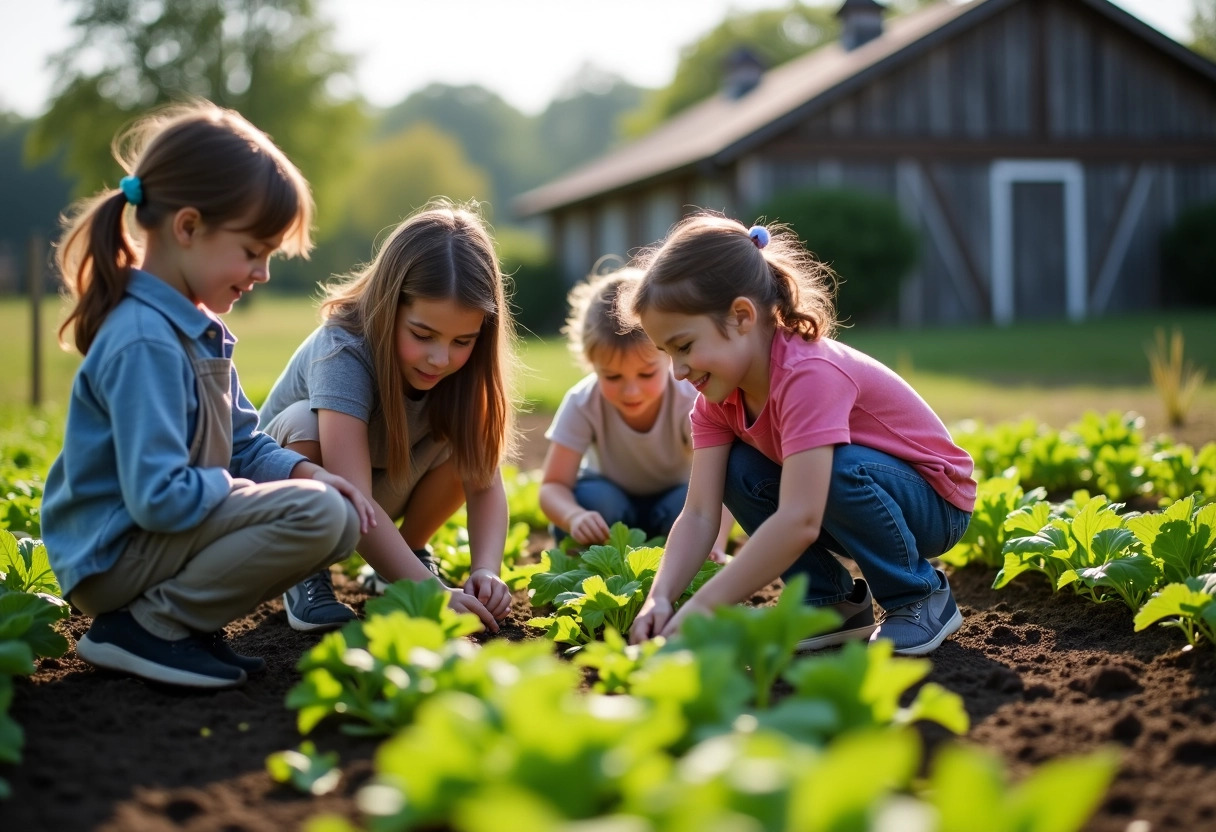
left=3, top=414, right=1215, bottom=832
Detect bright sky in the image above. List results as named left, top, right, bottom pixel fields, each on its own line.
left=0, top=0, right=1196, bottom=119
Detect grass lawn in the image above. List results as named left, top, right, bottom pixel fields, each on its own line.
left=5, top=295, right=1213, bottom=443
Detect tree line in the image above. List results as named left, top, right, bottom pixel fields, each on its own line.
left=3, top=0, right=1213, bottom=308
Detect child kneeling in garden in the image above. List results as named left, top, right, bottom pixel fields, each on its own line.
left=626, top=214, right=976, bottom=656
left=42, top=102, right=375, bottom=689
left=540, top=265, right=732, bottom=556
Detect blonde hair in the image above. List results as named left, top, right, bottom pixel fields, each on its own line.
left=319, top=199, right=517, bottom=488
left=57, top=100, right=313, bottom=354
left=628, top=211, right=837, bottom=341
left=562, top=264, right=653, bottom=371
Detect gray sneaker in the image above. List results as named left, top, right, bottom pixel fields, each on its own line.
left=870, top=568, right=963, bottom=656
left=357, top=547, right=441, bottom=595
left=76, top=610, right=246, bottom=689
left=283, top=569, right=357, bottom=633
left=796, top=578, right=878, bottom=652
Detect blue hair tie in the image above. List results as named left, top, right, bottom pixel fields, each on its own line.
left=119, top=175, right=144, bottom=206
left=748, top=225, right=770, bottom=249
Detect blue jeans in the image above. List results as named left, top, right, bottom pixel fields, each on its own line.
left=723, top=441, right=970, bottom=610
left=550, top=475, right=688, bottom=543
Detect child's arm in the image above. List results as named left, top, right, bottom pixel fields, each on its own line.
left=661, top=446, right=834, bottom=636
left=630, top=443, right=731, bottom=643
left=709, top=506, right=736, bottom=563
left=463, top=468, right=512, bottom=620
left=317, top=409, right=499, bottom=630
left=288, top=459, right=376, bottom=533
left=539, top=442, right=611, bottom=544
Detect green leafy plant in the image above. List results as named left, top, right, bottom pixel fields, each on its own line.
left=994, top=495, right=1157, bottom=609
left=266, top=741, right=342, bottom=795
left=670, top=574, right=837, bottom=708
left=1134, top=573, right=1216, bottom=648
left=0, top=533, right=61, bottom=597
left=527, top=523, right=722, bottom=646
left=941, top=476, right=1047, bottom=568
left=1125, top=493, right=1216, bottom=585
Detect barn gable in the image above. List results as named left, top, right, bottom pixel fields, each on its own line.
left=515, top=0, right=1216, bottom=325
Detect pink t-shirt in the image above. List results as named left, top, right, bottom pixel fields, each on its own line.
left=691, top=330, right=976, bottom=512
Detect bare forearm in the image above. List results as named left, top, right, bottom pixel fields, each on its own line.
left=539, top=482, right=582, bottom=530
left=649, top=508, right=721, bottom=603
left=361, top=504, right=440, bottom=583
left=467, top=473, right=508, bottom=575
left=691, top=509, right=816, bottom=607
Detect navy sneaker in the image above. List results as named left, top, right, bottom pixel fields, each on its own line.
left=282, top=569, right=357, bottom=633
left=796, top=578, right=878, bottom=652
left=199, top=631, right=266, bottom=674
left=870, top=568, right=963, bottom=656
left=357, top=547, right=441, bottom=595
left=75, top=609, right=246, bottom=689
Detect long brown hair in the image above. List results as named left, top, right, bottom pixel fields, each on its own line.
left=628, top=211, right=838, bottom=341
left=320, top=199, right=518, bottom=488
left=56, top=100, right=314, bottom=354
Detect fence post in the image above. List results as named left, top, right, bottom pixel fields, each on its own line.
left=29, top=233, right=44, bottom=408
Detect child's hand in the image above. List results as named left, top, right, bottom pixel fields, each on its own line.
left=629, top=595, right=674, bottom=644
left=708, top=547, right=731, bottom=565
left=568, top=509, right=611, bottom=545
left=465, top=568, right=511, bottom=620
left=446, top=588, right=500, bottom=633
left=659, top=598, right=710, bottom=638
left=310, top=470, right=377, bottom=534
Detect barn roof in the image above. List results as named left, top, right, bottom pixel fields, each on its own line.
left=513, top=0, right=1216, bottom=218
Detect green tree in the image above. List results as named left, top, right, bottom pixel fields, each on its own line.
left=379, top=83, right=537, bottom=214
left=26, top=0, right=368, bottom=236
left=1193, top=0, right=1216, bottom=60
left=537, top=67, right=646, bottom=180
left=274, top=122, right=491, bottom=292
left=623, top=5, right=839, bottom=137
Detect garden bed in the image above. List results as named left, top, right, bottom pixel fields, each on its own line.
left=3, top=412, right=1215, bottom=831
left=4, top=552, right=1216, bottom=831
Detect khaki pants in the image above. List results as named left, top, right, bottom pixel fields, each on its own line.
left=71, top=478, right=360, bottom=640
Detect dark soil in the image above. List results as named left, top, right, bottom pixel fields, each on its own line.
left=3, top=413, right=1215, bottom=832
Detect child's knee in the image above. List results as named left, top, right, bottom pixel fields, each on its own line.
left=297, top=481, right=360, bottom=554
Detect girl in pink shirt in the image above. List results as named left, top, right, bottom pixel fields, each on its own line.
left=626, top=213, right=976, bottom=656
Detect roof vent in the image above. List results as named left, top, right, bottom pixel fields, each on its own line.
left=722, top=47, right=766, bottom=98
left=837, top=0, right=885, bottom=51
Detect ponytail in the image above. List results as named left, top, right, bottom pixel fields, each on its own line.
left=57, top=191, right=140, bottom=355
left=54, top=100, right=314, bottom=356
left=629, top=211, right=838, bottom=341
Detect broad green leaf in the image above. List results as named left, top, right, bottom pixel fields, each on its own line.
left=581, top=544, right=627, bottom=580
left=1133, top=582, right=1213, bottom=632
left=265, top=740, right=342, bottom=795
left=1007, top=749, right=1119, bottom=832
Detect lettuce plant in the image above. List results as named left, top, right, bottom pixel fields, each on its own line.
left=527, top=523, right=721, bottom=646
left=1134, top=573, right=1216, bottom=648
left=942, top=476, right=1047, bottom=568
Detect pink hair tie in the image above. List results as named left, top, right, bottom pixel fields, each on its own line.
left=748, top=225, right=770, bottom=249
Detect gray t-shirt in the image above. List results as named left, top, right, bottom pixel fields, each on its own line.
left=259, top=322, right=443, bottom=471
left=544, top=371, right=698, bottom=497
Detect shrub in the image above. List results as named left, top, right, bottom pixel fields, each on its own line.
left=748, top=187, right=918, bottom=324
left=1160, top=199, right=1216, bottom=306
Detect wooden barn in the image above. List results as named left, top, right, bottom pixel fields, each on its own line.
left=513, top=0, right=1216, bottom=326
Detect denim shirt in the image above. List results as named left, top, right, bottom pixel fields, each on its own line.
left=41, top=269, right=305, bottom=595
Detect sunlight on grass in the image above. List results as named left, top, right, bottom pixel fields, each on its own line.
left=3, top=296, right=1213, bottom=446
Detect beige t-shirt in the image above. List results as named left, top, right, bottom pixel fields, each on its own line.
left=545, top=372, right=698, bottom=496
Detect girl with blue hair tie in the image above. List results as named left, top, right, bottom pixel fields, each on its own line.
left=626, top=212, right=976, bottom=656
left=41, top=101, right=376, bottom=689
